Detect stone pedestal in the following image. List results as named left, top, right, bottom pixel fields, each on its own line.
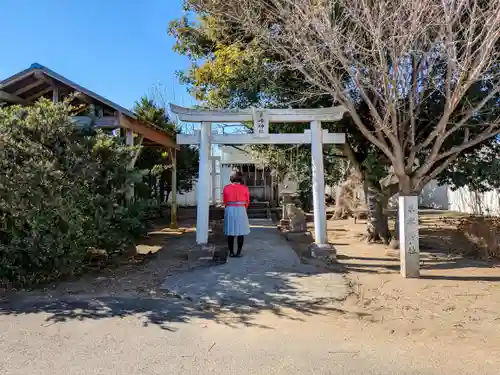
left=187, top=244, right=216, bottom=262
left=398, top=195, right=420, bottom=278
left=308, top=243, right=337, bottom=265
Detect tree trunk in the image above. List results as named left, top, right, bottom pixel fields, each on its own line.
left=364, top=182, right=391, bottom=244
left=333, top=182, right=345, bottom=219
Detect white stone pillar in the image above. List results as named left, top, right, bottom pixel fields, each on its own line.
left=310, top=120, right=327, bottom=244
left=211, top=157, right=217, bottom=205
left=398, top=195, right=420, bottom=278
left=219, top=165, right=225, bottom=203
left=196, top=122, right=211, bottom=244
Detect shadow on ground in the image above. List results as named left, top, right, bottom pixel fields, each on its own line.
left=0, top=274, right=355, bottom=332
left=0, top=223, right=356, bottom=331
left=338, top=253, right=500, bottom=281
left=0, top=291, right=359, bottom=333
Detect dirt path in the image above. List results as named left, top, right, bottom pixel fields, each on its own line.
left=2, top=302, right=500, bottom=375
left=322, top=218, right=500, bottom=349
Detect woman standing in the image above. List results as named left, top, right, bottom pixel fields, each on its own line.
left=223, top=170, right=250, bottom=257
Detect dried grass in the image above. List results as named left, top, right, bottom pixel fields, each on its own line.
left=454, top=216, right=500, bottom=259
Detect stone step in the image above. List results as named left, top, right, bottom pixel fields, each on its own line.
left=247, top=207, right=270, bottom=218
left=248, top=201, right=270, bottom=208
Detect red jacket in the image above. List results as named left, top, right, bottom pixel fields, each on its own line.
left=223, top=184, right=250, bottom=208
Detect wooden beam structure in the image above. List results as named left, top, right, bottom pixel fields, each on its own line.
left=52, top=87, right=59, bottom=103
left=0, top=90, right=28, bottom=105
left=14, top=80, right=45, bottom=96
left=34, top=71, right=57, bottom=87
left=1, top=64, right=178, bottom=151
left=26, top=87, right=52, bottom=102
left=118, top=112, right=178, bottom=149
left=170, top=149, right=178, bottom=229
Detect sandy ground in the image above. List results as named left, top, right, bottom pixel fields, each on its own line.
left=2, top=302, right=500, bottom=375
left=320, top=218, right=500, bottom=349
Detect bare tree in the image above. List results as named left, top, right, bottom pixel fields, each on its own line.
left=190, top=0, right=500, bottom=275
left=193, top=0, right=500, bottom=191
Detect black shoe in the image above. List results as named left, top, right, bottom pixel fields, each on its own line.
left=229, top=251, right=236, bottom=257
left=236, top=250, right=242, bottom=257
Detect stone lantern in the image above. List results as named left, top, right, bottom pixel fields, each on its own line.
left=279, top=185, right=295, bottom=228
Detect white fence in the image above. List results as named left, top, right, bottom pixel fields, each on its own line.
left=388, top=180, right=500, bottom=216
left=168, top=160, right=221, bottom=207
left=448, top=186, right=500, bottom=216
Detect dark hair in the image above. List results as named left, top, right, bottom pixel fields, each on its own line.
left=230, top=170, right=244, bottom=184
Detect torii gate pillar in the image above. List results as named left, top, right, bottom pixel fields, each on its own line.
left=310, top=120, right=327, bottom=244
left=196, top=122, right=211, bottom=244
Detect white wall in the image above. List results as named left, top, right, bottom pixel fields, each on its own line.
left=170, top=188, right=198, bottom=207
left=168, top=158, right=221, bottom=206
left=388, top=180, right=449, bottom=209
left=418, top=180, right=450, bottom=209
left=220, top=146, right=254, bottom=164
left=388, top=180, right=500, bottom=216
left=448, top=187, right=500, bottom=216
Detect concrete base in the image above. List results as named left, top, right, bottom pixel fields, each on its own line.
left=285, top=231, right=313, bottom=244
left=210, top=221, right=224, bottom=236
left=187, top=244, right=216, bottom=262
left=308, top=243, right=337, bottom=265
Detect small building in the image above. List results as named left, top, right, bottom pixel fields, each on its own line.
left=0, top=63, right=176, bottom=150
left=0, top=63, right=180, bottom=223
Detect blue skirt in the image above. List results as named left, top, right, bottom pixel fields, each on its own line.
left=224, top=203, right=250, bottom=236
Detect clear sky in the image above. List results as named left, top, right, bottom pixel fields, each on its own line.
left=0, top=0, right=196, bottom=111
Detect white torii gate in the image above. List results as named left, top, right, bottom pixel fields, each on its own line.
left=170, top=104, right=347, bottom=250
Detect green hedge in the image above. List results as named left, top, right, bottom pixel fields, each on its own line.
left=0, top=100, right=151, bottom=286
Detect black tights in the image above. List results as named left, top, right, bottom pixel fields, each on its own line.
left=227, top=235, right=244, bottom=255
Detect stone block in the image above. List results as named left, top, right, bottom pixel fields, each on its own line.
left=385, top=249, right=400, bottom=258
left=308, top=243, right=337, bottom=264
left=187, top=244, right=216, bottom=262
left=212, top=246, right=229, bottom=263
left=285, top=231, right=313, bottom=244
left=279, top=219, right=290, bottom=227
